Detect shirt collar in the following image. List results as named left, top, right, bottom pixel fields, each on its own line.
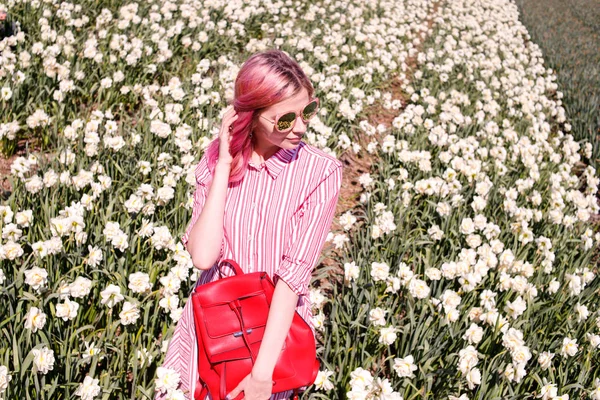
left=248, top=142, right=302, bottom=180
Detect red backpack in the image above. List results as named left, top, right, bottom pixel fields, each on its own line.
left=191, top=259, right=320, bottom=400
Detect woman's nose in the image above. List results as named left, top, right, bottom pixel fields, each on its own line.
left=292, top=115, right=307, bottom=133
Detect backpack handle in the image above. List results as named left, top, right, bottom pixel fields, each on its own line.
left=215, top=258, right=244, bottom=279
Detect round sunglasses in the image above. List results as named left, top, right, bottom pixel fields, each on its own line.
left=259, top=98, right=319, bottom=133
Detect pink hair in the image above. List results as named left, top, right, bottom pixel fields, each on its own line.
left=202, top=49, right=315, bottom=185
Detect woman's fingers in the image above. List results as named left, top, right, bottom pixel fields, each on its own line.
left=226, top=115, right=238, bottom=133
left=222, top=109, right=237, bottom=128
left=220, top=114, right=237, bottom=136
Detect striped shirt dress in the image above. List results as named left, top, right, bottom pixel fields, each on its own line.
left=156, top=140, right=343, bottom=400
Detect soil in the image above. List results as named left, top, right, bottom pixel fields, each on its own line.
left=0, top=137, right=56, bottom=195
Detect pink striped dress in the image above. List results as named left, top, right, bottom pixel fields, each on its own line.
left=156, top=140, right=343, bottom=400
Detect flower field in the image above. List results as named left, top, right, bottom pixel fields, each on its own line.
left=0, top=0, right=599, bottom=399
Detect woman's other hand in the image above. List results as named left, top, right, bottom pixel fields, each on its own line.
left=225, top=371, right=273, bottom=400
left=219, top=105, right=238, bottom=166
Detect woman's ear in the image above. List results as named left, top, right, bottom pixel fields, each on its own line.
left=250, top=114, right=259, bottom=131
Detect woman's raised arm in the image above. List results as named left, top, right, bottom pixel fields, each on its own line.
left=183, top=106, right=237, bottom=270
left=183, top=160, right=230, bottom=270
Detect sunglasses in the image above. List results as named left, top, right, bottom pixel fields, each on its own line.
left=259, top=98, right=319, bottom=133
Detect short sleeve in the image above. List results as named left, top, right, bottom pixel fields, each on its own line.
left=181, top=158, right=224, bottom=259
left=273, top=163, right=343, bottom=297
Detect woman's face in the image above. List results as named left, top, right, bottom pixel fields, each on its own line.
left=252, top=86, right=311, bottom=150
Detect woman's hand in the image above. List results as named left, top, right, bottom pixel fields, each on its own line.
left=226, top=372, right=273, bottom=400
left=218, top=105, right=238, bottom=166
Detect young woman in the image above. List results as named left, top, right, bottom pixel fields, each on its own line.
left=156, top=49, right=343, bottom=400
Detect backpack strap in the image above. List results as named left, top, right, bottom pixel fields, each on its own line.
left=194, top=379, right=208, bottom=400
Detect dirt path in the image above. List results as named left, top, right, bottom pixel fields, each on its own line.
left=317, top=1, right=442, bottom=287
left=0, top=138, right=41, bottom=192
left=0, top=136, right=57, bottom=194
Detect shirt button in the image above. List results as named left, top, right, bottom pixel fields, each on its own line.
left=248, top=234, right=252, bottom=240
